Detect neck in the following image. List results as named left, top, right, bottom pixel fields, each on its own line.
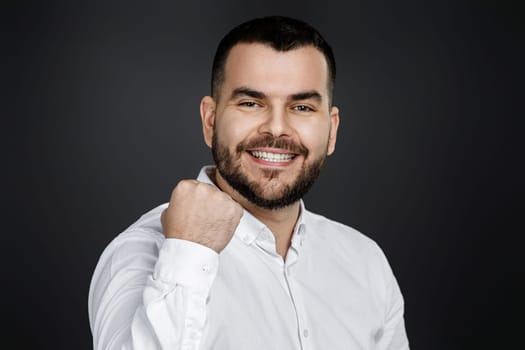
left=213, top=169, right=300, bottom=259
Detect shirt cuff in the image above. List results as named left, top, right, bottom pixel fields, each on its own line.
left=153, top=238, right=219, bottom=291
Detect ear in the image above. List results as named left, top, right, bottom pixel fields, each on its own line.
left=327, top=106, right=340, bottom=155
left=200, top=96, right=216, bottom=148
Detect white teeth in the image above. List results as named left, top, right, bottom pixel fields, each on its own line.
left=251, top=151, right=295, bottom=162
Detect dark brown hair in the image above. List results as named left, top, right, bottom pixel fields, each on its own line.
left=211, top=16, right=336, bottom=103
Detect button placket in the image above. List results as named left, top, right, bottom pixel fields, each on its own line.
left=284, top=261, right=311, bottom=350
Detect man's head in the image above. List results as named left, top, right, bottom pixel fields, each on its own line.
left=211, top=16, right=336, bottom=105
left=200, top=16, right=339, bottom=210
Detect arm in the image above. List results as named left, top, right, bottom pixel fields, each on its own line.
left=89, top=180, right=242, bottom=349
left=89, top=232, right=218, bottom=350
left=379, top=273, right=409, bottom=350
left=374, top=247, right=410, bottom=350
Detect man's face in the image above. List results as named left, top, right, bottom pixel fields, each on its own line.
left=201, top=43, right=339, bottom=209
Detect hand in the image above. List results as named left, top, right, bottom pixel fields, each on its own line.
left=161, top=180, right=243, bottom=253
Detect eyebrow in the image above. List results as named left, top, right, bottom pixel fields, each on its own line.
left=230, top=87, right=266, bottom=100
left=230, top=87, right=323, bottom=104
left=288, top=91, right=322, bottom=104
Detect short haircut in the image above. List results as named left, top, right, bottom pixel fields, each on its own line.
left=211, top=16, right=336, bottom=104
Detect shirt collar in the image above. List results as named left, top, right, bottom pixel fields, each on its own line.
left=196, top=165, right=308, bottom=247
left=196, top=165, right=217, bottom=185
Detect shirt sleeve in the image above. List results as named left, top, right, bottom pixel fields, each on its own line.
left=88, top=232, right=219, bottom=350
left=375, top=248, right=410, bottom=350
left=379, top=273, right=409, bottom=350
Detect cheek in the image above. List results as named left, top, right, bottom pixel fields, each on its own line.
left=294, top=121, right=331, bottom=153
left=215, top=117, right=255, bottom=148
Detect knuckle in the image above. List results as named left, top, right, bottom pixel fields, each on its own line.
left=175, top=179, right=200, bottom=194
left=174, top=180, right=189, bottom=193
left=235, top=206, right=243, bottom=217
left=195, top=182, right=212, bottom=196
left=210, top=187, right=225, bottom=200
left=179, top=179, right=194, bottom=188
left=227, top=200, right=241, bottom=214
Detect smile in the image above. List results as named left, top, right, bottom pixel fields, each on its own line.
left=249, top=151, right=296, bottom=163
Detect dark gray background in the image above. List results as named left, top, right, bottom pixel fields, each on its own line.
left=4, top=0, right=522, bottom=349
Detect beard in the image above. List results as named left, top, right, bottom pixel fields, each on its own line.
left=212, top=132, right=327, bottom=210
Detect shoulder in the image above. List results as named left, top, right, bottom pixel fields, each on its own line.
left=124, top=203, right=168, bottom=236
left=303, top=209, right=393, bottom=275
left=303, top=209, right=380, bottom=253
left=88, top=204, right=170, bottom=324
left=92, top=204, right=168, bottom=277
left=111, top=203, right=167, bottom=250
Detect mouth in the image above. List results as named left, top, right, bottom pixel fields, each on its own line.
left=248, top=149, right=297, bottom=164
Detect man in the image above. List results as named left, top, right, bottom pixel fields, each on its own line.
left=89, top=16, right=409, bottom=350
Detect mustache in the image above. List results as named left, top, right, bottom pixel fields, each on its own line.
left=236, top=135, right=308, bottom=156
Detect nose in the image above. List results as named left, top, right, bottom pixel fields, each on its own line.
left=257, top=107, right=293, bottom=137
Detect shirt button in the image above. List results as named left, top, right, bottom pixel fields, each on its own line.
left=202, top=265, right=209, bottom=272
left=191, top=331, right=200, bottom=340
left=303, top=329, right=309, bottom=338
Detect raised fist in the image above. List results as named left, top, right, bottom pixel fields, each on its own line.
left=161, top=180, right=243, bottom=253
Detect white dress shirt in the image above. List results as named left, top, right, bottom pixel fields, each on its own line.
left=89, top=166, right=409, bottom=350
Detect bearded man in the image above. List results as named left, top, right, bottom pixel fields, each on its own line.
left=89, top=16, right=409, bottom=350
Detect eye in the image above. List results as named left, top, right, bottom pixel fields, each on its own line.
left=292, top=105, right=314, bottom=112
left=238, top=101, right=261, bottom=108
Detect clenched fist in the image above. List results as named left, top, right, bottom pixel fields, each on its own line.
left=161, top=180, right=243, bottom=253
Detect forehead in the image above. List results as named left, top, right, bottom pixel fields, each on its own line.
left=221, top=43, right=330, bottom=99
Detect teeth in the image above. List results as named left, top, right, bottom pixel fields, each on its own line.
left=251, top=151, right=295, bottom=162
